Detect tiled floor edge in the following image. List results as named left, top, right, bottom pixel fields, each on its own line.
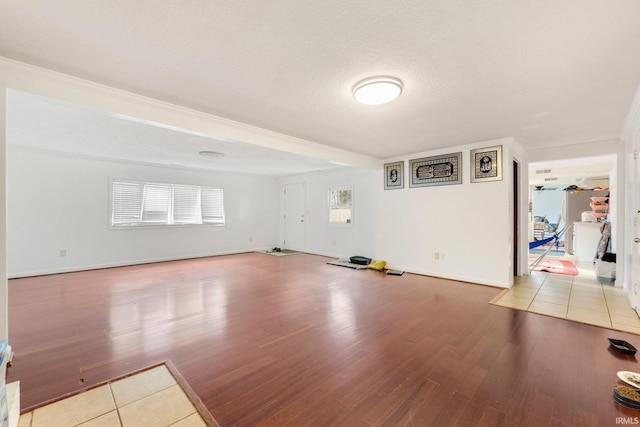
left=20, top=360, right=169, bottom=414
left=18, top=359, right=220, bottom=427
left=491, top=301, right=640, bottom=336
left=164, top=360, right=220, bottom=427
left=488, top=288, right=510, bottom=304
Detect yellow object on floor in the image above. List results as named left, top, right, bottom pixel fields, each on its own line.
left=368, top=260, right=387, bottom=271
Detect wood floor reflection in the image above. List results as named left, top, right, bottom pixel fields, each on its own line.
left=8, top=253, right=640, bottom=425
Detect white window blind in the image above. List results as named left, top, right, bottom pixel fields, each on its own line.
left=141, top=184, right=171, bottom=223
left=201, top=188, right=225, bottom=224
left=173, top=185, right=199, bottom=224
left=112, top=181, right=142, bottom=224
left=111, top=179, right=225, bottom=227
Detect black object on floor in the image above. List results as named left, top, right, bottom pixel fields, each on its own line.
left=350, top=256, right=372, bottom=265
left=609, top=338, right=638, bottom=355
left=327, top=260, right=368, bottom=270
left=386, top=270, right=404, bottom=276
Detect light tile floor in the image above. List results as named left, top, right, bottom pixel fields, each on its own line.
left=493, top=258, right=640, bottom=334
left=17, top=364, right=213, bottom=427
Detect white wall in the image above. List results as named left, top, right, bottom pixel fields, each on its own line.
left=281, top=140, right=518, bottom=288
left=282, top=138, right=517, bottom=288
left=7, top=148, right=280, bottom=277
left=280, top=168, right=378, bottom=259
left=14, top=142, right=518, bottom=287
left=376, top=138, right=516, bottom=288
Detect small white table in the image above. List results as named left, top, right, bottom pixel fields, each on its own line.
left=573, top=222, right=602, bottom=262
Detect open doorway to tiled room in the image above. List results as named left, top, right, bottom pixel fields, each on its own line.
left=493, top=256, right=640, bottom=334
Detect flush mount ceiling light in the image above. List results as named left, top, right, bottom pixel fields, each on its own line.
left=352, top=76, right=403, bottom=105
left=198, top=150, right=225, bottom=160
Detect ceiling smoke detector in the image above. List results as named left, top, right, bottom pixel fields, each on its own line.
left=198, top=151, right=225, bottom=160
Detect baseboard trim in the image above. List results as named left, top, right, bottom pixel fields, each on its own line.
left=8, top=249, right=262, bottom=279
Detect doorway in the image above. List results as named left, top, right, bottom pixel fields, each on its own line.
left=528, top=155, right=614, bottom=268
left=528, top=158, right=608, bottom=278
left=284, top=182, right=306, bottom=251
left=513, top=159, right=519, bottom=276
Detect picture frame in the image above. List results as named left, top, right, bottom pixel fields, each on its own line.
left=470, top=145, right=502, bottom=183
left=409, top=152, right=462, bottom=188
left=384, top=161, right=404, bottom=190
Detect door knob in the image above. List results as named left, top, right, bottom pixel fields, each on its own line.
left=635, top=238, right=640, bottom=243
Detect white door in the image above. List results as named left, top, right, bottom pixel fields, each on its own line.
left=284, top=183, right=306, bottom=251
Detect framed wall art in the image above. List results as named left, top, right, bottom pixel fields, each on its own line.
left=409, top=152, right=462, bottom=188
left=470, top=145, right=502, bottom=183
left=384, top=161, right=404, bottom=190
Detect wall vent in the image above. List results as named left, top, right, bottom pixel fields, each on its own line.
left=535, top=169, right=552, bottom=174
left=544, top=177, right=558, bottom=182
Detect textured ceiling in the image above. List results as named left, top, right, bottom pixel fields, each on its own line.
left=2, top=1, right=640, bottom=166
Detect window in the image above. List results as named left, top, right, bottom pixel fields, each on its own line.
left=111, top=179, right=225, bottom=227
left=173, top=186, right=199, bottom=224
left=201, top=187, right=225, bottom=224
left=142, top=184, right=171, bottom=223
left=329, top=186, right=352, bottom=224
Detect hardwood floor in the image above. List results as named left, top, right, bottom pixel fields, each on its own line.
left=7, top=253, right=640, bottom=426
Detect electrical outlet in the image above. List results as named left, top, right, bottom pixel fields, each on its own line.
left=60, top=249, right=67, bottom=257
left=249, top=236, right=253, bottom=242
left=440, top=253, right=446, bottom=261
left=332, top=240, right=336, bottom=246
left=434, top=252, right=440, bottom=260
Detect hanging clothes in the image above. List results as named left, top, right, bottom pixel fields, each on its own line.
left=594, top=221, right=611, bottom=262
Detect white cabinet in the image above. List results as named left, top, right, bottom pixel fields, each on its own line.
left=573, top=222, right=602, bottom=263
